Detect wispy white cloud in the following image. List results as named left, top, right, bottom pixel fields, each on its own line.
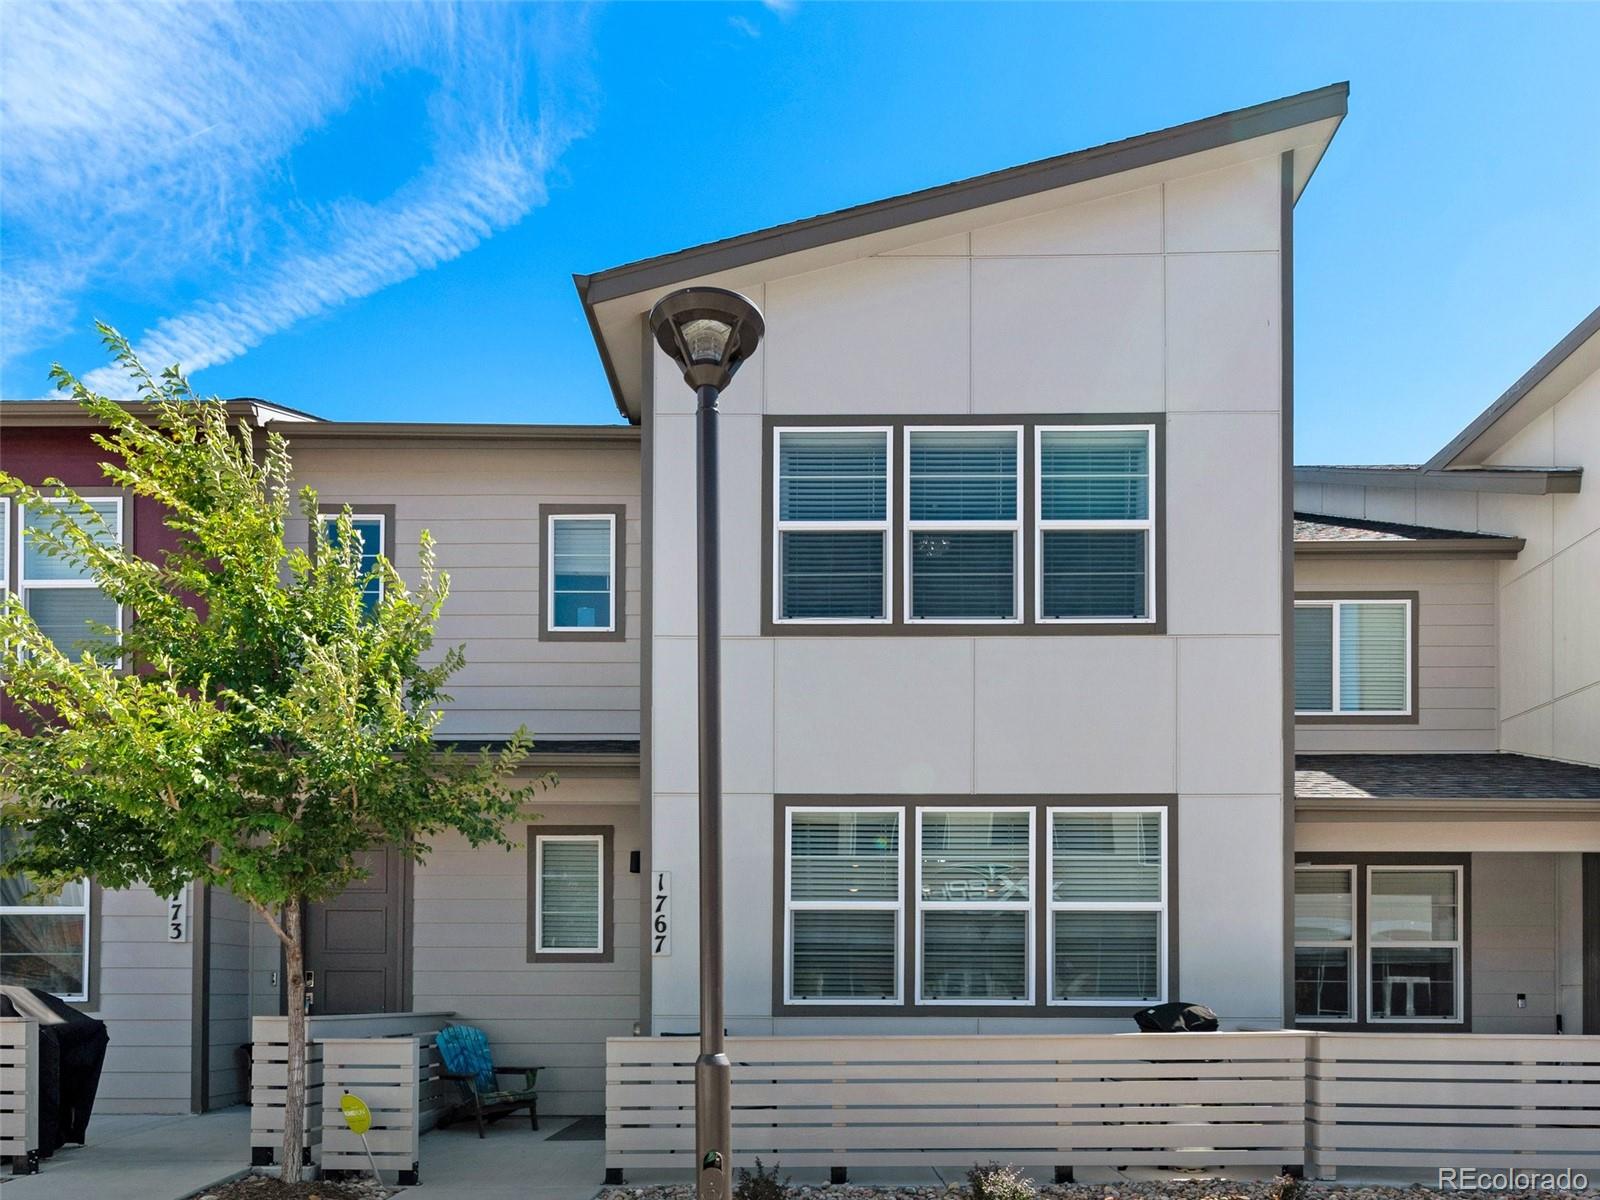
left=1, top=1, right=593, bottom=396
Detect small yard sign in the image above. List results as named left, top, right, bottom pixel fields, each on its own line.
left=340, top=1091, right=382, bottom=1182
left=652, top=870, right=671, bottom=956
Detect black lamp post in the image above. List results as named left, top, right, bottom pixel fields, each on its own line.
left=647, top=286, right=764, bottom=1200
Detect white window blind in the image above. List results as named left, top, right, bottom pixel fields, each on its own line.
left=19, top=497, right=121, bottom=661
left=1049, top=809, right=1165, bottom=1004
left=906, top=429, right=1020, bottom=622
left=1294, top=599, right=1410, bottom=715
left=1368, top=866, right=1462, bottom=1022
left=322, top=513, right=386, bottom=613
left=1036, top=427, right=1154, bottom=621
left=548, top=514, right=615, bottom=631
left=1294, top=866, right=1355, bottom=1021
left=0, top=831, right=90, bottom=1002
left=917, top=809, right=1031, bottom=1002
left=786, top=809, right=901, bottom=1002
left=775, top=429, right=890, bottom=622
left=536, top=835, right=604, bottom=953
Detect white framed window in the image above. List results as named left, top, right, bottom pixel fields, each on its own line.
left=1367, top=865, right=1463, bottom=1023
left=0, top=496, right=9, bottom=593
left=0, top=831, right=91, bottom=1003
left=546, top=513, right=616, bottom=632
left=773, top=427, right=892, bottom=623
left=1294, top=865, right=1356, bottom=1022
left=320, top=512, right=387, bottom=613
left=1035, top=426, right=1155, bottom=623
left=533, top=834, right=605, bottom=954
left=1047, top=807, right=1166, bottom=1006
left=784, top=807, right=902, bottom=1004
left=904, top=427, right=1021, bottom=623
left=1294, top=598, right=1412, bottom=716
left=18, top=496, right=123, bottom=661
left=915, top=808, right=1032, bottom=1004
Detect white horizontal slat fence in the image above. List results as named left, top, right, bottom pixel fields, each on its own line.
left=251, top=1010, right=452, bottom=1180
left=607, top=1033, right=1310, bottom=1173
left=0, top=1019, right=40, bottom=1176
left=1308, top=1033, right=1600, bottom=1178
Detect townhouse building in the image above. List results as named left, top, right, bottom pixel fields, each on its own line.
left=2, top=83, right=1596, bottom=1126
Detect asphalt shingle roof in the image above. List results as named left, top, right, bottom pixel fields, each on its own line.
left=1295, top=753, right=1600, bottom=800
left=1293, top=513, right=1506, bottom=542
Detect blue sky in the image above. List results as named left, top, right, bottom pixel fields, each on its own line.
left=2, top=2, right=1596, bottom=464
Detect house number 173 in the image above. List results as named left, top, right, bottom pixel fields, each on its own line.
left=651, top=871, right=670, bottom=957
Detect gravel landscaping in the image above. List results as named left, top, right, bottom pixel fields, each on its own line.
left=188, top=1174, right=395, bottom=1200
left=598, top=1179, right=1595, bottom=1200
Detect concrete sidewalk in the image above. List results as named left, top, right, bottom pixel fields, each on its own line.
left=2, top=1107, right=248, bottom=1200
left=399, top=1116, right=604, bottom=1199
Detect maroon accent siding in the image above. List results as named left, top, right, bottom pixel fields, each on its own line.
left=0, top=426, right=179, bottom=727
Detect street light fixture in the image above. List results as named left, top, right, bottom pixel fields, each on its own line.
left=648, top=286, right=764, bottom=1200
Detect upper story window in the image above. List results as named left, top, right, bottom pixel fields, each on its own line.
left=767, top=418, right=1161, bottom=633
left=1037, top=427, right=1154, bottom=622
left=539, top=505, right=626, bottom=642
left=320, top=512, right=386, bottom=614
left=774, top=429, right=890, bottom=623
left=18, top=496, right=122, bottom=661
left=1294, top=597, right=1412, bottom=717
left=549, top=514, right=615, bottom=631
left=906, top=429, right=1020, bottom=622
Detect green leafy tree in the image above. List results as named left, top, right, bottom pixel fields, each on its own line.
left=0, top=329, right=543, bottom=1177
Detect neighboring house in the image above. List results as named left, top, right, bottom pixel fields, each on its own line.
left=1, top=83, right=1596, bottom=1123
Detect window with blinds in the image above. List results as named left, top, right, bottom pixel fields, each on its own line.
left=906, top=429, right=1020, bottom=621
left=1294, top=599, right=1411, bottom=715
left=1294, top=866, right=1355, bottom=1021
left=917, top=810, right=1031, bottom=1002
left=322, top=513, right=386, bottom=613
left=786, top=809, right=901, bottom=1002
left=1048, top=809, right=1165, bottom=1004
left=1369, top=866, right=1461, bottom=1022
left=535, top=835, right=604, bottom=953
left=775, top=429, right=890, bottom=621
left=548, top=514, right=616, bottom=631
left=19, top=497, right=122, bottom=661
left=1037, top=427, right=1153, bottom=621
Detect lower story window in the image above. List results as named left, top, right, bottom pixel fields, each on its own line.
left=782, top=801, right=1170, bottom=1009
left=786, top=809, right=902, bottom=1003
left=1295, top=861, right=1464, bottom=1025
left=0, top=841, right=90, bottom=1002
left=529, top=828, right=611, bottom=961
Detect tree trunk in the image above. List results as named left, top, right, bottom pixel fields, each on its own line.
left=280, top=901, right=308, bottom=1181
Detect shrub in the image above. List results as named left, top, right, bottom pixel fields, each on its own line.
left=734, top=1157, right=789, bottom=1200
left=966, top=1162, right=1037, bottom=1200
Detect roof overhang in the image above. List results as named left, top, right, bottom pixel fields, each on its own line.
left=1294, top=464, right=1582, bottom=495
left=1297, top=796, right=1600, bottom=821
left=579, top=83, right=1349, bottom=423
left=281, top=422, right=637, bottom=447
left=1426, top=303, right=1600, bottom=470
left=1, top=397, right=323, bottom=427
left=1293, top=535, right=1524, bottom=558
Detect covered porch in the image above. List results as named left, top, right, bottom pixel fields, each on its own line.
left=1294, top=752, right=1600, bottom=1034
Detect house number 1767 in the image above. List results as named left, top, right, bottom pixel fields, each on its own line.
left=651, top=871, right=670, bottom=957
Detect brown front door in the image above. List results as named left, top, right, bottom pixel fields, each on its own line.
left=305, top=847, right=409, bottom=1014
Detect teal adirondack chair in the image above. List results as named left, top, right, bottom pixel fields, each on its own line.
left=435, top=1024, right=539, bottom=1137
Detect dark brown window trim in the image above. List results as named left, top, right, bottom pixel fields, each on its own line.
left=538, top=503, right=628, bottom=643
left=771, top=794, right=1177, bottom=1019
left=527, top=824, right=615, bottom=964
left=1294, top=851, right=1471, bottom=1033
left=760, top=414, right=1166, bottom=637
left=1292, top=590, right=1421, bottom=726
